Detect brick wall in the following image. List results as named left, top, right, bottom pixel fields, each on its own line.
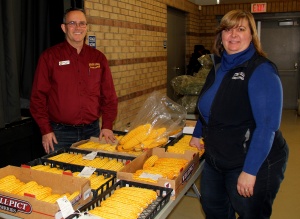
left=198, top=0, right=300, bottom=53
left=83, top=0, right=300, bottom=130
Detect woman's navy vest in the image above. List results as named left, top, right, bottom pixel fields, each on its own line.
left=199, top=53, right=286, bottom=169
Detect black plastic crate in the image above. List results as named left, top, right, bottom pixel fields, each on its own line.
left=165, top=133, right=190, bottom=147
left=26, top=158, right=116, bottom=199
left=64, top=164, right=116, bottom=199
left=27, top=157, right=66, bottom=169
left=42, top=147, right=136, bottom=161
left=165, top=133, right=205, bottom=159
left=162, top=135, right=181, bottom=149
left=40, top=147, right=136, bottom=174
left=67, top=180, right=173, bottom=219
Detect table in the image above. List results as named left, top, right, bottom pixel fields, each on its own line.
left=154, top=159, right=204, bottom=218
left=0, top=160, right=205, bottom=219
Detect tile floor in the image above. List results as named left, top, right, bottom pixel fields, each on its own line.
left=167, top=110, right=300, bottom=219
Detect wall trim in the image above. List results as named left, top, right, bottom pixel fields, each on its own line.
left=118, top=85, right=166, bottom=102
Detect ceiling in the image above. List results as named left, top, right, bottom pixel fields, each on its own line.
left=188, top=0, right=264, bottom=5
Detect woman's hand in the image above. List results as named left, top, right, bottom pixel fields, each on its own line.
left=189, top=137, right=204, bottom=150
left=237, top=171, right=256, bottom=197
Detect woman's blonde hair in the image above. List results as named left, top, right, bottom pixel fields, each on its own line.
left=212, top=9, right=266, bottom=57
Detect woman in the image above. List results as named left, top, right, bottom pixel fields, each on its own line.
left=190, top=10, right=289, bottom=219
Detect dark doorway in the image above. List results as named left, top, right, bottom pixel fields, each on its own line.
left=256, top=13, right=300, bottom=110
left=167, top=7, right=186, bottom=101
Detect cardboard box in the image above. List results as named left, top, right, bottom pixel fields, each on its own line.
left=117, top=148, right=199, bottom=200
left=26, top=158, right=116, bottom=200
left=70, top=136, right=143, bottom=157
left=0, top=165, right=92, bottom=219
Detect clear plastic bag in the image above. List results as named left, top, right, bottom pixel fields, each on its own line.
left=118, top=91, right=187, bottom=151
left=129, top=91, right=187, bottom=135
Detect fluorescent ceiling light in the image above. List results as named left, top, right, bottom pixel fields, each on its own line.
left=278, top=20, right=294, bottom=26
left=188, top=0, right=218, bottom=5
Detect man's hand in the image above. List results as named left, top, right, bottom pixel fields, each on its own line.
left=99, top=129, right=116, bottom=144
left=42, top=132, right=58, bottom=154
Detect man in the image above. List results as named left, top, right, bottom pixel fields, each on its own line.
left=186, top=45, right=210, bottom=75
left=30, top=8, right=118, bottom=154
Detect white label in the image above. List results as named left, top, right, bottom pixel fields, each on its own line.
left=57, top=196, right=74, bottom=218
left=83, top=151, right=97, bottom=160
left=78, top=214, right=102, bottom=219
left=78, top=166, right=96, bottom=178
left=83, top=188, right=92, bottom=200
left=139, top=172, right=162, bottom=181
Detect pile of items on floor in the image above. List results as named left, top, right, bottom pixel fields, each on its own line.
left=171, top=54, right=213, bottom=114
left=0, top=92, right=204, bottom=219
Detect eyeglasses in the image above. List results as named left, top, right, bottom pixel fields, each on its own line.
left=64, top=21, right=87, bottom=28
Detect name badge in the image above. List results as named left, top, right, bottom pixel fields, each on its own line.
left=59, top=60, right=70, bottom=66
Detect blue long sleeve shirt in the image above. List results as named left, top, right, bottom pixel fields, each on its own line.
left=193, top=44, right=283, bottom=175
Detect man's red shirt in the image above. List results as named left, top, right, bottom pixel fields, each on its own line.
left=30, top=41, right=118, bottom=135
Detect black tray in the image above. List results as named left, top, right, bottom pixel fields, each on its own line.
left=41, top=147, right=136, bottom=174
left=165, top=133, right=191, bottom=147
left=67, top=180, right=173, bottom=219
left=165, top=133, right=205, bottom=160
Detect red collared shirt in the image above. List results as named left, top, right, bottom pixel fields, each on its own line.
left=30, top=41, right=118, bottom=135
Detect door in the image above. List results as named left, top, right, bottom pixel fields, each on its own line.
left=259, top=19, right=300, bottom=109
left=167, top=7, right=186, bottom=101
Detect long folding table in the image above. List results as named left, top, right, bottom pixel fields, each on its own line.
left=154, top=159, right=204, bottom=218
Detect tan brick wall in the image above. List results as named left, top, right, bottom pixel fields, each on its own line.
left=84, top=0, right=300, bottom=130
left=197, top=0, right=300, bottom=53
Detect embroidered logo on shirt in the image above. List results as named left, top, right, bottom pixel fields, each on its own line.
left=59, top=60, right=70, bottom=66
left=89, top=63, right=100, bottom=69
left=232, top=72, right=245, bottom=80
